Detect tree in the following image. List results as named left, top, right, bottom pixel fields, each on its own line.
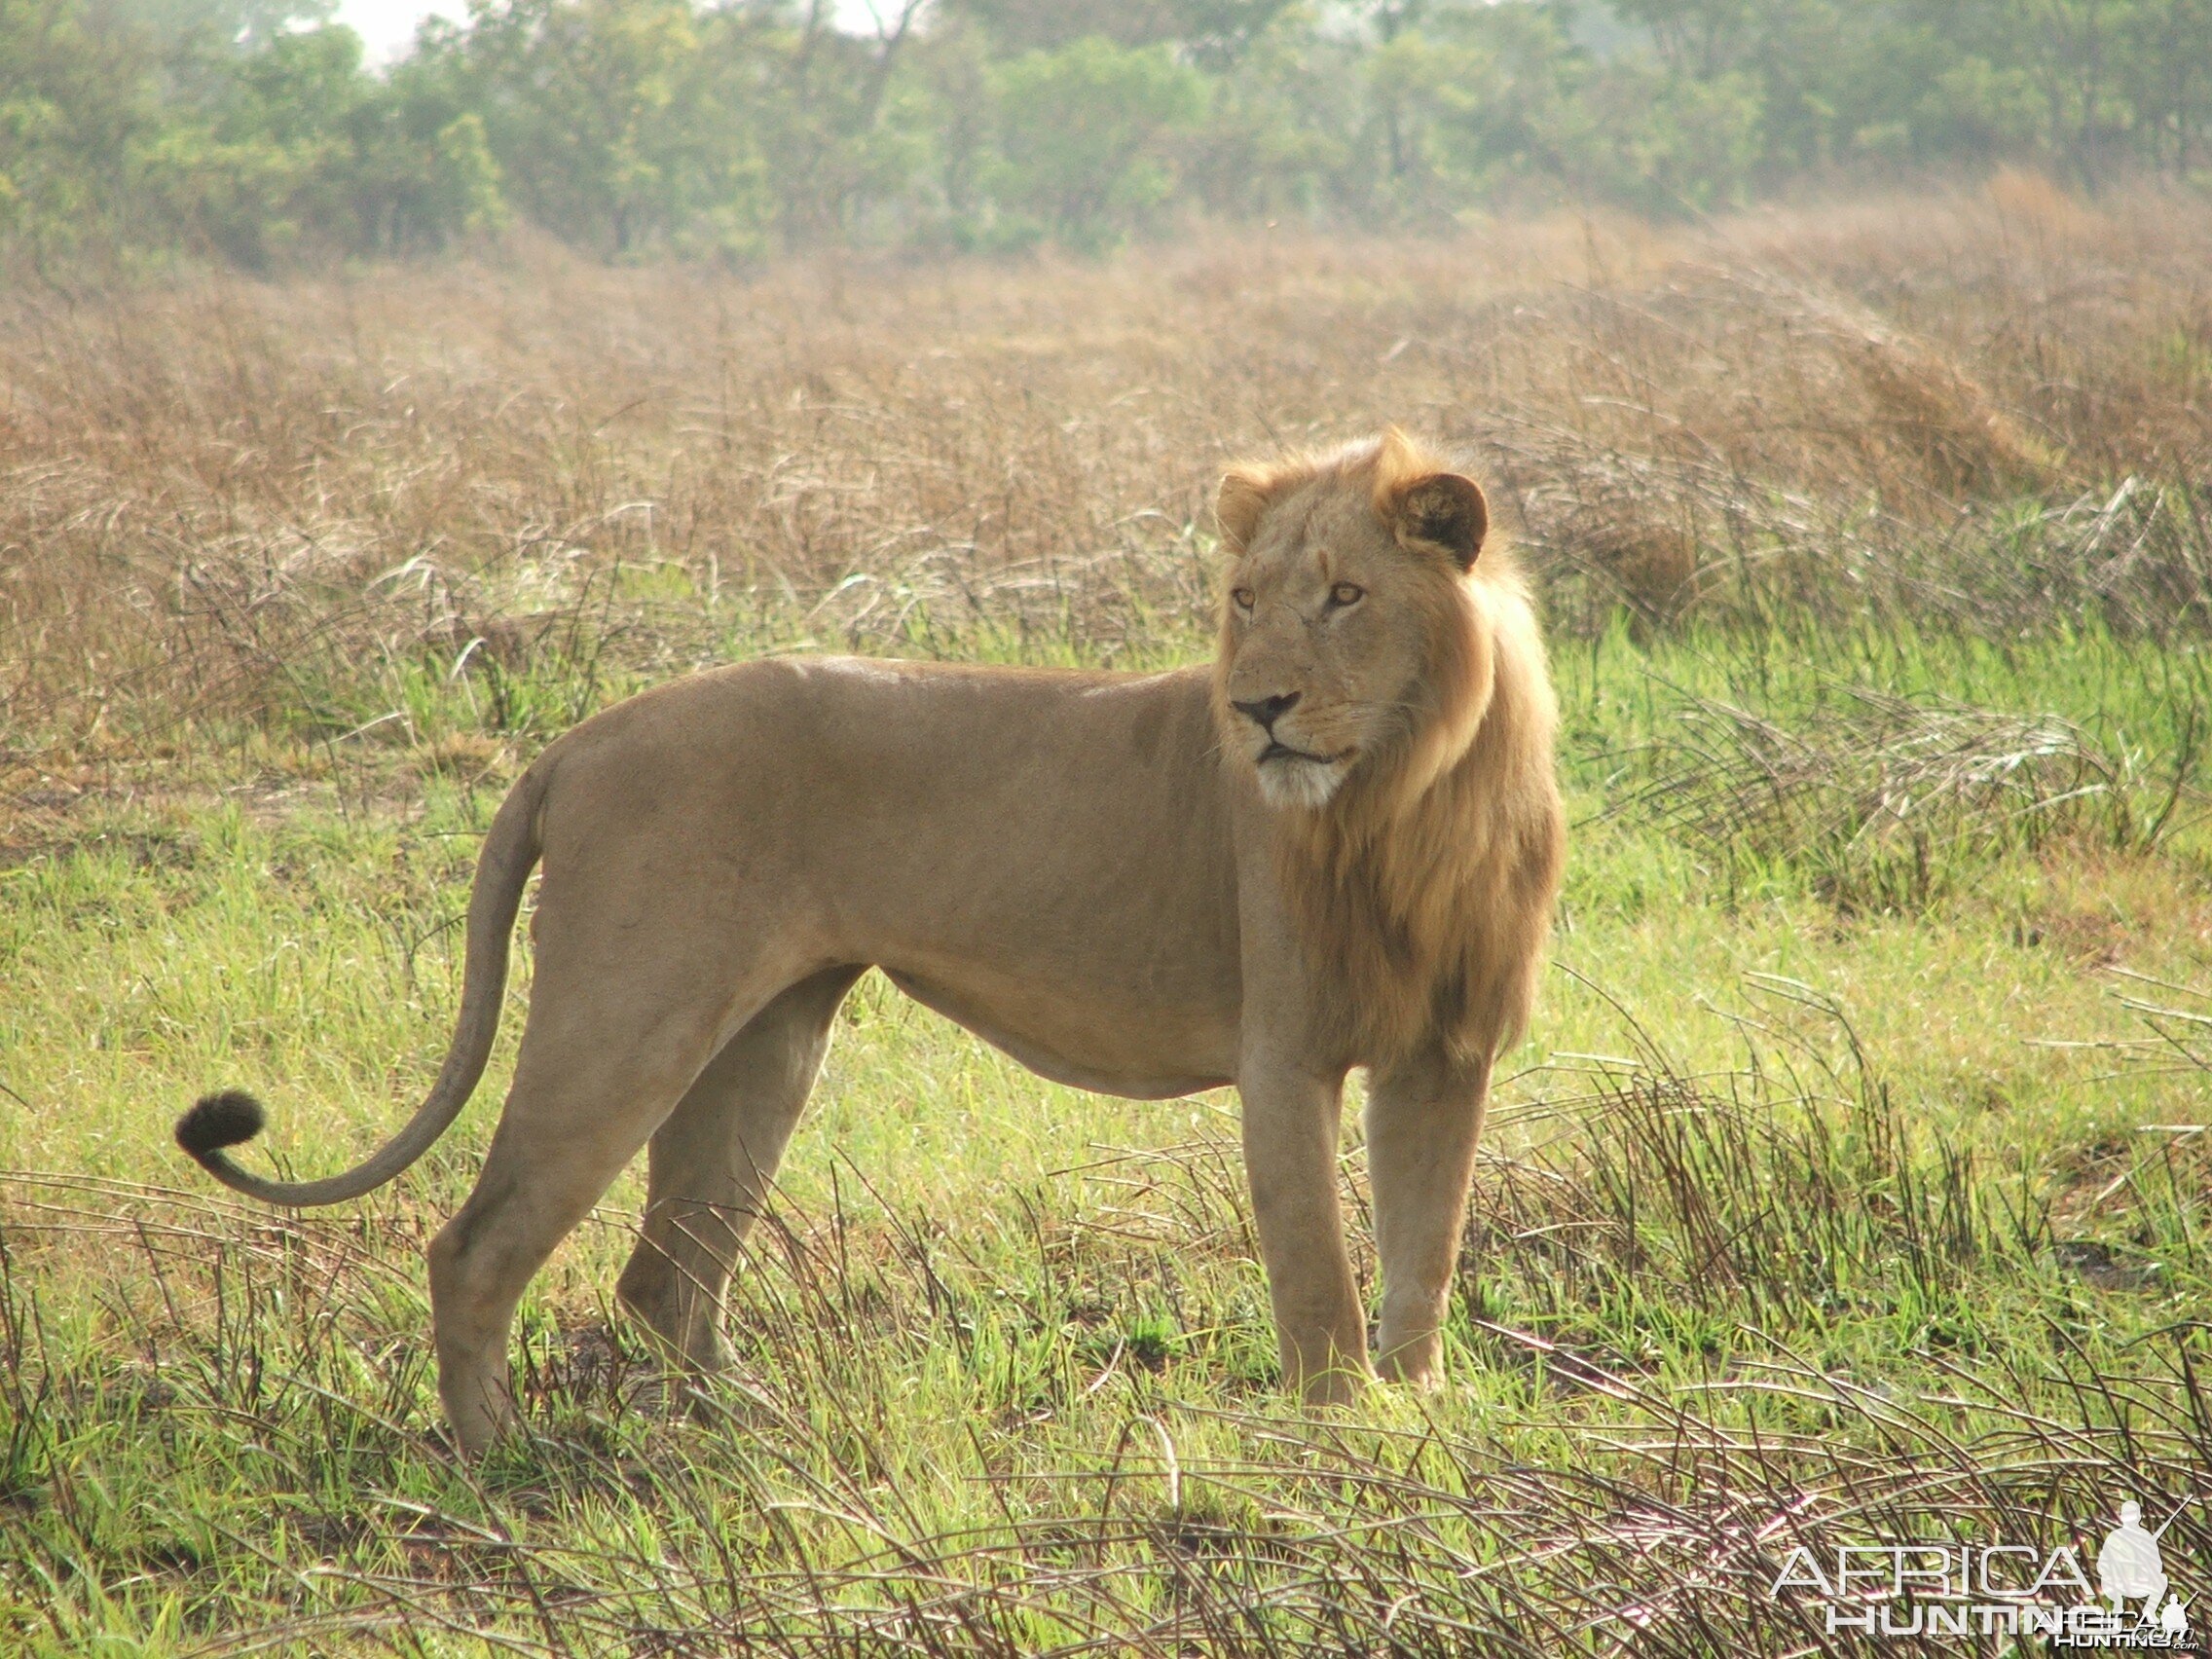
left=9, top=0, right=2212, bottom=276
left=0, top=0, right=165, bottom=263
left=1174, top=15, right=1355, bottom=220
left=1611, top=0, right=1754, bottom=78
left=946, top=0, right=1294, bottom=66
left=436, top=0, right=725, bottom=256
left=135, top=24, right=500, bottom=265
left=986, top=34, right=1205, bottom=251
left=2121, top=0, right=2212, bottom=173
left=704, top=0, right=929, bottom=249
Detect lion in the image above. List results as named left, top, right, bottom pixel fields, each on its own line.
left=173, top=427, right=1566, bottom=1455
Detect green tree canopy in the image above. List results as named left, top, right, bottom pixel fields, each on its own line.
left=6, top=0, right=2212, bottom=272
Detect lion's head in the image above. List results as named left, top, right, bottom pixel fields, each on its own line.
left=1213, top=427, right=1497, bottom=816
left=1211, top=427, right=1562, bottom=1067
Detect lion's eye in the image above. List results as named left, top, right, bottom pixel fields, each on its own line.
left=1329, top=582, right=1365, bottom=608
left=1231, top=587, right=1255, bottom=610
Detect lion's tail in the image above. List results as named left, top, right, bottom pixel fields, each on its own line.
left=173, top=760, right=548, bottom=1207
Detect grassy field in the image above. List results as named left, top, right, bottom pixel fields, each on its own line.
left=5, top=179, right=2212, bottom=1654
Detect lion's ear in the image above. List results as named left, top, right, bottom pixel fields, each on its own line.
left=1215, top=466, right=1278, bottom=552
left=1390, top=472, right=1488, bottom=570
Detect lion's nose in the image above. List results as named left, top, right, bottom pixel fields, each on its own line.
left=1232, top=691, right=1301, bottom=731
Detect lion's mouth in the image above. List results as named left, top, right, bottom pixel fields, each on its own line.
left=1259, top=740, right=1350, bottom=767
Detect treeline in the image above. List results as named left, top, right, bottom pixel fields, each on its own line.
left=5, top=0, right=2211, bottom=269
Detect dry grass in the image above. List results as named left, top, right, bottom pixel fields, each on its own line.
left=6, top=178, right=2211, bottom=764
left=1619, top=683, right=2206, bottom=913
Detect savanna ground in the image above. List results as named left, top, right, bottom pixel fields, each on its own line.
left=5, top=175, right=2212, bottom=1655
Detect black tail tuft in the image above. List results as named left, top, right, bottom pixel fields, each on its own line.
left=175, top=1089, right=267, bottom=1160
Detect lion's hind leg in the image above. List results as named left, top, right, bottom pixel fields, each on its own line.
left=425, top=958, right=782, bottom=1456
left=615, top=965, right=864, bottom=1373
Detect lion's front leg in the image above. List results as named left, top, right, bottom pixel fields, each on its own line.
left=1237, top=1054, right=1370, bottom=1404
left=1366, top=1051, right=1492, bottom=1386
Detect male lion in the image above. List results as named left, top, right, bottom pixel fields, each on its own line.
left=174, top=427, right=1566, bottom=1455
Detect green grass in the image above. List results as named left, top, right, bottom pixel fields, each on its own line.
left=4, top=616, right=2212, bottom=1654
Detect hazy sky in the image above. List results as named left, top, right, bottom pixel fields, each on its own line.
left=335, top=0, right=890, bottom=60
left=333, top=0, right=459, bottom=57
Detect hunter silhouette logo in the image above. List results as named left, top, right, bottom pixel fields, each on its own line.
left=2098, top=1500, right=2190, bottom=1641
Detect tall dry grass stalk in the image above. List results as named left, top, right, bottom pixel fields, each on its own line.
left=3, top=177, right=2210, bottom=762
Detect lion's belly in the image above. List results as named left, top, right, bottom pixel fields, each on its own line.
left=880, top=966, right=1238, bottom=1099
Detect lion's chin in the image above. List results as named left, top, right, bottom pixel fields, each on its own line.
left=1254, top=755, right=1350, bottom=810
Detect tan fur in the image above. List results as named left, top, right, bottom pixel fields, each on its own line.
left=174, top=430, right=1566, bottom=1455
left=1215, top=428, right=1565, bottom=1068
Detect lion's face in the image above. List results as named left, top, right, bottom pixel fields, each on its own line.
left=1215, top=434, right=1490, bottom=811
